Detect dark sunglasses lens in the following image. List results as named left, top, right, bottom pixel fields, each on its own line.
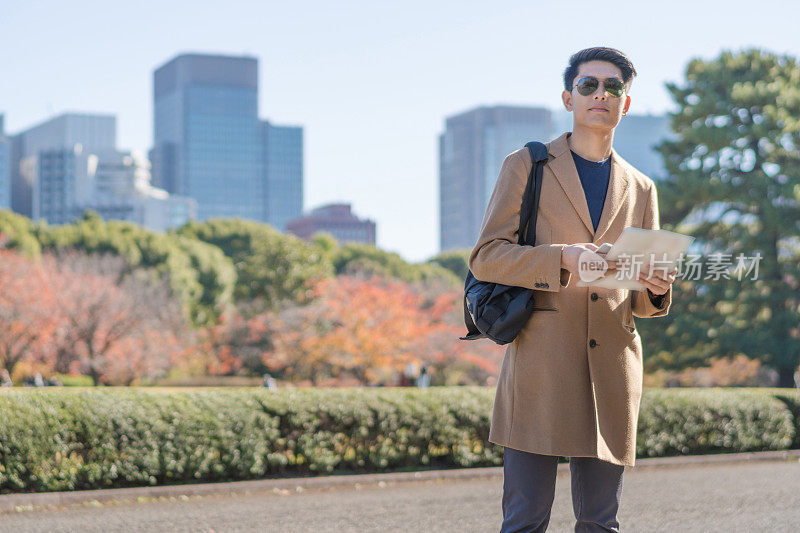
left=576, top=77, right=598, bottom=96
left=605, top=79, right=625, bottom=97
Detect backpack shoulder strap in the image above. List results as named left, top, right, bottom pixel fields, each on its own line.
left=519, top=141, right=549, bottom=245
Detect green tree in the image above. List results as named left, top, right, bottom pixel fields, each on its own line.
left=174, top=218, right=334, bottom=311
left=310, top=231, right=339, bottom=257
left=34, top=215, right=212, bottom=326
left=0, top=209, right=42, bottom=257
left=648, top=48, right=800, bottom=386
left=171, top=235, right=237, bottom=325
left=331, top=242, right=461, bottom=289
left=428, top=249, right=470, bottom=280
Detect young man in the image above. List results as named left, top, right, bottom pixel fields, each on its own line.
left=468, top=47, right=677, bottom=532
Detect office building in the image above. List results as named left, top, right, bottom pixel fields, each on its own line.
left=553, top=108, right=673, bottom=178
left=86, top=149, right=197, bottom=232
left=0, top=114, right=11, bottom=210
left=10, top=113, right=115, bottom=217
left=9, top=112, right=194, bottom=231
left=441, top=106, right=676, bottom=253
left=150, top=53, right=303, bottom=230
left=286, top=203, right=376, bottom=245
left=438, top=105, right=552, bottom=252
left=612, top=113, right=674, bottom=179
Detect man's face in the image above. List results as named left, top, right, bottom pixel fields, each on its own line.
left=562, top=60, right=631, bottom=131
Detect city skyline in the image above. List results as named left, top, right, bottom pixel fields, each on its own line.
left=2, top=1, right=797, bottom=262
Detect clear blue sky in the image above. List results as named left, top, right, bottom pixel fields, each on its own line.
left=2, top=1, right=798, bottom=262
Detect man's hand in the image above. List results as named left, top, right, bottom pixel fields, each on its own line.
left=638, top=263, right=677, bottom=296
left=561, top=243, right=622, bottom=277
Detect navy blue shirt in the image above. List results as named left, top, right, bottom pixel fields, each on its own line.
left=571, top=150, right=666, bottom=306
left=570, top=150, right=611, bottom=232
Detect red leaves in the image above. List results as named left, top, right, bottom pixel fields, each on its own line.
left=0, top=249, right=186, bottom=384
left=218, top=273, right=507, bottom=386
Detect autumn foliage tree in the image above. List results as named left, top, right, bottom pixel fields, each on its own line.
left=0, top=249, right=58, bottom=376
left=0, top=246, right=191, bottom=385
left=44, top=251, right=188, bottom=385
left=251, top=273, right=504, bottom=386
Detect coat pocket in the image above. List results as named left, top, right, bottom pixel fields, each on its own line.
left=623, top=299, right=636, bottom=333
left=530, top=289, right=559, bottom=312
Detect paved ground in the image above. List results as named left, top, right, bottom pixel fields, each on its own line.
left=2, top=460, right=799, bottom=532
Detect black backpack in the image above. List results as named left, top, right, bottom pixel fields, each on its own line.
left=459, top=141, right=549, bottom=345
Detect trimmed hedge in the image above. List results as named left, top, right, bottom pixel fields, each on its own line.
left=636, top=388, right=795, bottom=456
left=0, top=387, right=797, bottom=493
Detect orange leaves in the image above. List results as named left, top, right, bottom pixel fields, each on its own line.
left=0, top=250, right=60, bottom=374
left=261, top=274, right=506, bottom=386
left=0, top=249, right=188, bottom=384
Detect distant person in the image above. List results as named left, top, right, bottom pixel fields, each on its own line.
left=402, top=362, right=419, bottom=387
left=262, top=373, right=278, bottom=390
left=416, top=365, right=430, bottom=388
left=468, top=47, right=677, bottom=532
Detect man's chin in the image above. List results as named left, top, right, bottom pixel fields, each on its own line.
left=576, top=118, right=617, bottom=131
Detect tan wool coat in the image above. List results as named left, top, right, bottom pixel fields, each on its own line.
left=468, top=131, right=673, bottom=467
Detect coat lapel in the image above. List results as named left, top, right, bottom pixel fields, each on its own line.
left=547, top=131, right=630, bottom=244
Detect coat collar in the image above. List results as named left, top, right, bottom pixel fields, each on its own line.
left=546, top=131, right=630, bottom=244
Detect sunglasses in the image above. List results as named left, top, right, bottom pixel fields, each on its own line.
left=573, top=76, right=626, bottom=98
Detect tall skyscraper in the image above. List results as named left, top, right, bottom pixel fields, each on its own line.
left=0, top=114, right=11, bottom=210
left=150, top=53, right=303, bottom=230
left=552, top=108, right=674, bottom=179
left=439, top=105, right=552, bottom=252
left=262, top=121, right=303, bottom=232
left=612, top=113, right=674, bottom=179
left=439, top=106, right=675, bottom=253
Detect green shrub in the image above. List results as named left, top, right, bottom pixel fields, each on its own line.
left=50, top=374, right=95, bottom=387
left=637, top=388, right=795, bottom=457
left=0, top=387, right=797, bottom=493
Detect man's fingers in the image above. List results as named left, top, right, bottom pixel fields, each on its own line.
left=640, top=266, right=678, bottom=282
left=639, top=272, right=669, bottom=291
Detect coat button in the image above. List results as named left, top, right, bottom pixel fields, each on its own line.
left=589, top=339, right=597, bottom=348
left=591, top=292, right=598, bottom=301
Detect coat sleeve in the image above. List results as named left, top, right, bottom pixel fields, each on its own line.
left=468, top=150, right=571, bottom=292
left=631, top=182, right=672, bottom=318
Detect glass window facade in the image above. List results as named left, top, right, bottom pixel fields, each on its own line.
left=37, top=150, right=77, bottom=225
left=263, top=123, right=302, bottom=230
left=152, top=54, right=303, bottom=227
left=0, top=139, right=10, bottom=210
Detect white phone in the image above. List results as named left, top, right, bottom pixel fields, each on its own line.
left=596, top=242, right=613, bottom=254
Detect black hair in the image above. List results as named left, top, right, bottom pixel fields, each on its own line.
left=563, top=47, right=637, bottom=92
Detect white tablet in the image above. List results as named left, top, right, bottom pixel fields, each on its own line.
left=576, top=227, right=695, bottom=290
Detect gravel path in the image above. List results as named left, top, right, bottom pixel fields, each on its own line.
left=3, top=460, right=799, bottom=532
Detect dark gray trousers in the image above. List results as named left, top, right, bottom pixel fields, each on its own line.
left=500, top=446, right=624, bottom=532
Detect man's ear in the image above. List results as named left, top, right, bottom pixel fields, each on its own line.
left=562, top=90, right=573, bottom=111
left=622, top=95, right=631, bottom=115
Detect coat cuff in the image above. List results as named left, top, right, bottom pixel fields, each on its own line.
left=632, top=284, right=671, bottom=318
left=648, top=289, right=667, bottom=307
left=530, top=243, right=568, bottom=292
